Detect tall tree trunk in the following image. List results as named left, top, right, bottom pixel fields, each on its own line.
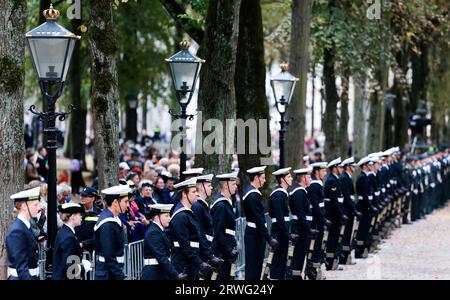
left=195, top=0, right=241, bottom=175
left=286, top=0, right=313, bottom=169
left=392, top=78, right=408, bottom=148
left=142, top=97, right=147, bottom=131
left=338, top=73, right=349, bottom=157
left=410, top=41, right=429, bottom=112
left=367, top=87, right=381, bottom=151
left=88, top=0, right=120, bottom=190
left=65, top=15, right=87, bottom=163
left=352, top=73, right=368, bottom=159
left=323, top=45, right=340, bottom=160
left=235, top=0, right=273, bottom=189
left=0, top=0, right=26, bottom=280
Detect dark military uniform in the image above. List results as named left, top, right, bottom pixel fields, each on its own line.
left=192, top=197, right=214, bottom=261
left=169, top=202, right=204, bottom=280
left=306, top=176, right=327, bottom=277
left=268, top=186, right=290, bottom=279
left=324, top=173, right=347, bottom=270
left=141, top=222, right=179, bottom=280
left=211, top=194, right=237, bottom=280
left=339, top=171, right=358, bottom=264
left=75, top=205, right=101, bottom=253
left=243, top=185, right=271, bottom=280
left=94, top=209, right=125, bottom=280
left=5, top=216, right=39, bottom=280
left=355, top=170, right=373, bottom=258
left=52, top=224, right=85, bottom=280
left=289, top=183, right=313, bottom=279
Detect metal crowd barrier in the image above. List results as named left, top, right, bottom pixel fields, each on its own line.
left=125, top=239, right=145, bottom=280
left=38, top=242, right=46, bottom=280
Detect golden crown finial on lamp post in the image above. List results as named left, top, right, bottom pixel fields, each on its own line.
left=280, top=62, right=289, bottom=72
left=180, top=40, right=191, bottom=49
left=43, top=3, right=60, bottom=20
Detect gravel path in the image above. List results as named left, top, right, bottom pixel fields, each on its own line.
left=325, top=202, right=450, bottom=280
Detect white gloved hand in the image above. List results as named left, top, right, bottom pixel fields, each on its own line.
left=82, top=259, right=92, bottom=272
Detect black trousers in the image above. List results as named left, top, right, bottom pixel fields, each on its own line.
left=355, top=210, right=372, bottom=256
left=325, top=216, right=341, bottom=269
left=244, top=227, right=266, bottom=280
left=269, top=230, right=289, bottom=280
left=217, top=260, right=232, bottom=280
left=340, top=214, right=354, bottom=264
left=291, top=226, right=309, bottom=277
left=310, top=222, right=324, bottom=264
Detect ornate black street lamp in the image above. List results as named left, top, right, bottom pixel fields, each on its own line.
left=26, top=4, right=79, bottom=277
left=166, top=40, right=204, bottom=180
left=270, top=63, right=298, bottom=168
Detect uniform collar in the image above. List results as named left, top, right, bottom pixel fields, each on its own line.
left=64, top=223, right=76, bottom=234
left=211, top=193, right=232, bottom=209
left=153, top=221, right=164, bottom=232
left=196, top=196, right=209, bottom=208
left=17, top=214, right=31, bottom=229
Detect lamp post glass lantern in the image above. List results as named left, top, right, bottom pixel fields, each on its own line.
left=270, top=63, right=298, bottom=167
left=166, top=40, right=204, bottom=179
left=26, top=4, right=79, bottom=277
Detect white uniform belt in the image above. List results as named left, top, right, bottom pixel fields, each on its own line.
left=358, top=196, right=363, bottom=200
left=324, top=198, right=330, bottom=202
left=291, top=215, right=313, bottom=221
left=225, top=229, right=235, bottom=236
left=350, top=195, right=355, bottom=200
left=368, top=196, right=373, bottom=200
left=144, top=258, right=159, bottom=266
left=247, top=222, right=266, bottom=228
left=382, top=188, right=386, bottom=193
left=319, top=202, right=325, bottom=207
left=338, top=197, right=344, bottom=203
left=7, top=267, right=39, bottom=277
left=206, top=234, right=213, bottom=242
left=271, top=217, right=290, bottom=223
left=374, top=191, right=380, bottom=196
left=98, top=255, right=124, bottom=263
left=387, top=184, right=391, bottom=188
left=390, top=180, right=394, bottom=184
left=173, top=241, right=199, bottom=248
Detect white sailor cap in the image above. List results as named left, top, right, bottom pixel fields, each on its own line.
left=148, top=203, right=173, bottom=214
left=127, top=180, right=135, bottom=188
left=293, top=167, right=312, bottom=175
left=340, top=157, right=354, bottom=167
left=327, top=157, right=341, bottom=169
left=182, top=168, right=204, bottom=176
left=310, top=162, right=328, bottom=169
left=119, top=162, right=130, bottom=170
left=216, top=172, right=238, bottom=181
left=303, top=155, right=310, bottom=161
left=59, top=203, right=84, bottom=214
left=10, top=187, right=40, bottom=202
left=139, top=180, right=153, bottom=189
left=368, top=154, right=380, bottom=163
left=272, top=167, right=292, bottom=177
left=357, top=156, right=371, bottom=167
left=246, top=166, right=267, bottom=175
left=174, top=177, right=197, bottom=190
left=101, top=185, right=132, bottom=199
left=196, top=174, right=214, bottom=183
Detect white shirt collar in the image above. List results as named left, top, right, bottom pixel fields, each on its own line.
left=64, top=223, right=76, bottom=234
left=154, top=221, right=164, bottom=232
left=17, top=214, right=31, bottom=229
